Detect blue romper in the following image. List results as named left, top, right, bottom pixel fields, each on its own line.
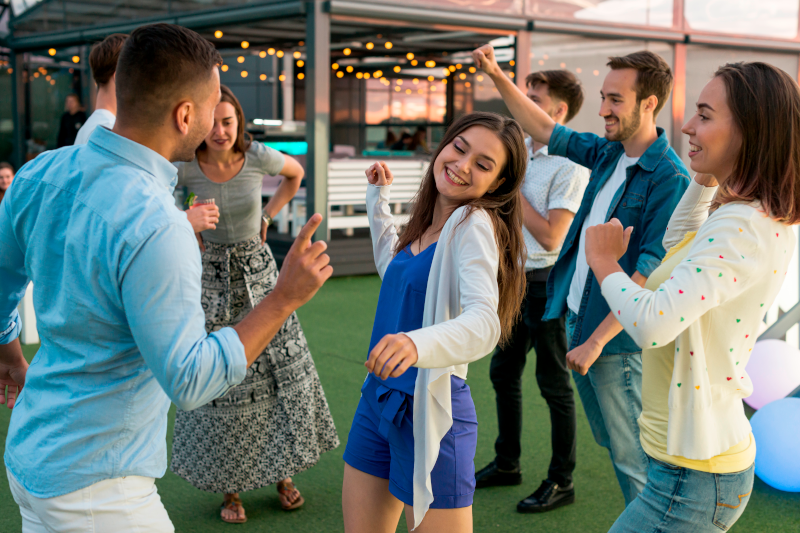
left=343, top=243, right=478, bottom=509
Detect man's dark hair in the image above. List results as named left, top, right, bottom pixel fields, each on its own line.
left=525, top=69, right=584, bottom=123
left=607, top=51, right=673, bottom=117
left=89, top=33, right=128, bottom=86
left=115, top=23, right=222, bottom=127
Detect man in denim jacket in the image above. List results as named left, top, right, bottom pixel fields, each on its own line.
left=474, top=45, right=689, bottom=506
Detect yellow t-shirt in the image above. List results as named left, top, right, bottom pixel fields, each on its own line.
left=638, top=231, right=755, bottom=473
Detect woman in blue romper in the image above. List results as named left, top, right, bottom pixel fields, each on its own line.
left=342, top=112, right=529, bottom=533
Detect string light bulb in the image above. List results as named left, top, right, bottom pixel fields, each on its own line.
left=385, top=42, right=393, bottom=49
left=393, top=65, right=401, bottom=73
left=405, top=88, right=411, bottom=94
left=72, top=56, right=80, bottom=63
left=410, top=59, right=418, bottom=66
left=477, top=75, right=484, bottom=82
left=425, top=60, right=436, bottom=68
left=412, top=78, right=418, bottom=84
left=336, top=71, right=344, bottom=78
left=509, top=59, right=515, bottom=66
left=260, top=74, right=267, bottom=81
left=259, top=51, right=267, bottom=58
left=448, top=65, right=456, bottom=72
left=277, top=50, right=284, bottom=58
left=364, top=73, right=370, bottom=79
left=297, top=60, right=304, bottom=67
left=237, top=56, right=245, bottom=63
left=48, top=48, right=56, bottom=56
left=456, top=64, right=462, bottom=69
left=428, top=75, right=434, bottom=82
left=343, top=48, right=351, bottom=56
left=279, top=74, right=286, bottom=81
left=221, top=64, right=229, bottom=72
left=356, top=72, right=363, bottom=79
left=214, top=30, right=223, bottom=38
left=268, top=48, right=276, bottom=55
left=293, top=51, right=301, bottom=59
left=241, top=41, right=250, bottom=49
left=241, top=71, right=248, bottom=78
left=509, top=72, right=515, bottom=78
left=469, top=66, right=476, bottom=73
left=298, top=72, right=305, bottom=80
left=459, top=73, right=466, bottom=79
left=366, top=42, right=374, bottom=50
left=346, top=65, right=354, bottom=73
left=395, top=86, right=400, bottom=92
left=332, top=63, right=339, bottom=70
left=465, top=81, right=471, bottom=87
left=406, top=52, right=414, bottom=60
left=374, top=70, right=382, bottom=78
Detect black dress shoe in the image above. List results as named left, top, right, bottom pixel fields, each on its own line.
left=475, top=461, right=522, bottom=489
left=517, top=479, right=575, bottom=513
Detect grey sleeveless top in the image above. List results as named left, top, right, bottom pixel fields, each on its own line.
left=176, top=142, right=285, bottom=244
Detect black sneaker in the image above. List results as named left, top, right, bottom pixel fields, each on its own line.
left=516, top=479, right=575, bottom=513
left=475, top=461, right=522, bottom=489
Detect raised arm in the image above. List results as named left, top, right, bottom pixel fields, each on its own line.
left=365, top=161, right=400, bottom=278
left=662, top=174, right=718, bottom=251
left=121, top=214, right=330, bottom=411
left=263, top=154, right=304, bottom=220
left=473, top=44, right=555, bottom=145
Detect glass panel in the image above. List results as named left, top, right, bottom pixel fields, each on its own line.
left=526, top=0, right=674, bottom=28
left=28, top=62, right=82, bottom=153
left=681, top=46, right=799, bottom=168
left=366, top=88, right=391, bottom=125
left=0, top=62, right=13, bottom=163
left=684, top=0, right=800, bottom=40
left=369, top=0, right=523, bottom=15
left=527, top=33, right=674, bottom=139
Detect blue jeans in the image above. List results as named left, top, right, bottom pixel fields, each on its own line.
left=566, top=310, right=648, bottom=506
left=609, top=456, right=754, bottom=532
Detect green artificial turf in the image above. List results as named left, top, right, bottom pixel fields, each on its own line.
left=2, top=275, right=799, bottom=532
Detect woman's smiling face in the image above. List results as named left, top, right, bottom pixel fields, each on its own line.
left=204, top=101, right=238, bottom=153
left=432, top=125, right=507, bottom=205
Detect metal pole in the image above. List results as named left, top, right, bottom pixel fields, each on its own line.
left=305, top=0, right=330, bottom=242
left=670, top=42, right=687, bottom=155
left=515, top=30, right=532, bottom=92
left=10, top=52, right=26, bottom=170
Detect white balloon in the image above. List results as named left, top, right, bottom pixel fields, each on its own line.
left=745, top=340, right=800, bottom=410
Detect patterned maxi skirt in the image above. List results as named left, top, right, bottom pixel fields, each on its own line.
left=170, top=236, right=339, bottom=494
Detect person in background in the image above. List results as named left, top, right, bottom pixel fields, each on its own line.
left=474, top=44, right=690, bottom=506
left=56, top=94, right=87, bottom=147
left=410, top=126, right=429, bottom=153
left=384, top=128, right=398, bottom=149
left=588, top=61, right=800, bottom=532
left=170, top=84, right=339, bottom=524
left=75, top=33, right=218, bottom=239
left=475, top=69, right=589, bottom=514
left=0, top=162, right=13, bottom=204
left=0, top=23, right=332, bottom=532
left=343, top=112, right=527, bottom=533
left=75, top=33, right=127, bottom=145
left=391, top=132, right=412, bottom=151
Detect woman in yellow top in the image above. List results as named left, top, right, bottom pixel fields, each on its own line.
left=584, top=61, right=800, bottom=532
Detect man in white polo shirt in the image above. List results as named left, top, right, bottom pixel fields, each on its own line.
left=476, top=69, right=589, bottom=514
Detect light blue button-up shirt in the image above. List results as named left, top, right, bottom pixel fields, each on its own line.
left=0, top=126, right=247, bottom=498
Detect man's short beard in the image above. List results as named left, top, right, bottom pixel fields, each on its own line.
left=605, top=102, right=642, bottom=142
left=171, top=127, right=208, bottom=162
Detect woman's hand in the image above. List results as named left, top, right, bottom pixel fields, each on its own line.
left=186, top=203, right=219, bottom=233
left=261, top=216, right=269, bottom=245
left=366, top=334, right=418, bottom=380
left=585, top=218, right=633, bottom=269
left=366, top=161, right=394, bottom=186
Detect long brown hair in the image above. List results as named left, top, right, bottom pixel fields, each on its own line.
left=396, top=112, right=528, bottom=346
left=197, top=84, right=252, bottom=154
left=712, top=62, right=800, bottom=224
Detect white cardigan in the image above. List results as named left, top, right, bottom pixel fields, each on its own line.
left=366, top=184, right=501, bottom=529
left=601, top=180, right=794, bottom=460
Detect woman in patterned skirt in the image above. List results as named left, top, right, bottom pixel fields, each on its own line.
left=170, top=85, right=339, bottom=524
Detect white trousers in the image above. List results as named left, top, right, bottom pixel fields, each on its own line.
left=7, top=470, right=174, bottom=533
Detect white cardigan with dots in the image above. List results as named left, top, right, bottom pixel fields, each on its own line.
left=600, top=180, right=794, bottom=460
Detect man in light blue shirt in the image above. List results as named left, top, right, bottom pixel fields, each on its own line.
left=0, top=24, right=331, bottom=532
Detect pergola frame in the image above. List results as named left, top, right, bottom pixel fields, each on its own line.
left=5, top=0, right=800, bottom=242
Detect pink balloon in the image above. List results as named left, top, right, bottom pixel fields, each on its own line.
left=745, top=340, right=800, bottom=410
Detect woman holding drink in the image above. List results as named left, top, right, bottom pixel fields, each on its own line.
left=171, top=85, right=339, bottom=524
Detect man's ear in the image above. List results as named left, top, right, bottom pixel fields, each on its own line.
left=555, top=101, right=569, bottom=123
left=174, top=101, right=192, bottom=136
left=643, top=95, right=658, bottom=115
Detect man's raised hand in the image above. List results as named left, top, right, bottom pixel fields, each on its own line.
left=272, top=213, right=332, bottom=310
left=472, top=44, right=502, bottom=78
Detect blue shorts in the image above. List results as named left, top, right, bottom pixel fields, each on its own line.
left=343, top=374, right=478, bottom=509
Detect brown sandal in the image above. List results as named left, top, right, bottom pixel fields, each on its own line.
left=277, top=480, right=304, bottom=510
left=220, top=495, right=247, bottom=523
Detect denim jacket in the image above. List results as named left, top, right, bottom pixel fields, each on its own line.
left=543, top=124, right=690, bottom=355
